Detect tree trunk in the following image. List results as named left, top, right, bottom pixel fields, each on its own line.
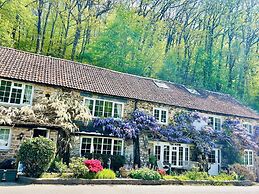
left=40, top=2, right=52, bottom=53
left=71, top=1, right=83, bottom=60
left=36, top=0, right=44, bottom=53
left=47, top=8, right=59, bottom=54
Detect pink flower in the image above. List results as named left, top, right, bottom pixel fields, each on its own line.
left=84, top=159, right=103, bottom=173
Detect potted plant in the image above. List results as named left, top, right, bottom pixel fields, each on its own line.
left=119, top=166, right=130, bottom=178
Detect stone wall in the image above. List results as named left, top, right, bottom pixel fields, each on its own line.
left=1, top=81, right=259, bottom=170
left=0, top=127, right=58, bottom=161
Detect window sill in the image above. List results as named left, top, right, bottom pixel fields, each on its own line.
left=0, top=102, right=32, bottom=107
left=0, top=147, right=10, bottom=151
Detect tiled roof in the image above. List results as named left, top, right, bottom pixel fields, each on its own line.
left=0, top=46, right=259, bottom=120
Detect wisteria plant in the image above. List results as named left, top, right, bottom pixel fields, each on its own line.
left=93, top=109, right=160, bottom=139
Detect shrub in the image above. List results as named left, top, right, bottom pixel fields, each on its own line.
left=18, top=137, right=55, bottom=177
left=54, top=161, right=68, bottom=175
left=184, top=168, right=208, bottom=180
left=207, top=173, right=237, bottom=181
left=129, top=168, right=161, bottom=180
left=82, top=153, right=125, bottom=171
left=163, top=175, right=189, bottom=181
left=70, top=157, right=89, bottom=178
left=230, top=163, right=256, bottom=181
left=95, top=169, right=116, bottom=179
left=84, top=159, right=103, bottom=173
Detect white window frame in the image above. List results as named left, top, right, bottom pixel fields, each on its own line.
left=80, top=136, right=124, bottom=156
left=208, top=115, right=222, bottom=131
left=243, top=122, right=254, bottom=135
left=152, top=141, right=190, bottom=168
left=153, top=108, right=168, bottom=125
left=244, top=149, right=254, bottom=167
left=84, top=97, right=124, bottom=118
left=0, top=126, right=12, bottom=150
left=0, top=78, right=34, bottom=106
left=32, top=128, right=50, bottom=138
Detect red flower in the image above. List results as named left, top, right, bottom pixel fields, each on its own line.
left=84, top=159, right=103, bottom=173
left=157, top=169, right=166, bottom=176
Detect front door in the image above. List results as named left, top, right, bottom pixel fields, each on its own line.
left=208, top=148, right=221, bottom=175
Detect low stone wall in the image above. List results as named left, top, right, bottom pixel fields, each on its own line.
left=17, top=176, right=254, bottom=186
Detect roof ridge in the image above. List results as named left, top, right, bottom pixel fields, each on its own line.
left=1, top=46, right=259, bottom=119
left=0, top=46, right=164, bottom=82
left=0, top=46, right=241, bottom=98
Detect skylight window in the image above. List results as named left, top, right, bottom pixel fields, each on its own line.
left=183, top=86, right=200, bottom=95
left=154, top=81, right=169, bottom=89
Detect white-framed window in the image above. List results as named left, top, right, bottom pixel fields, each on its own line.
left=153, top=142, right=190, bottom=167
left=84, top=97, right=123, bottom=118
left=0, top=79, right=33, bottom=106
left=32, top=128, right=49, bottom=138
left=80, top=136, right=124, bottom=156
left=153, top=108, right=168, bottom=124
left=208, top=116, right=222, bottom=131
left=244, top=149, right=254, bottom=166
left=0, top=127, right=11, bottom=150
left=243, top=123, right=253, bottom=135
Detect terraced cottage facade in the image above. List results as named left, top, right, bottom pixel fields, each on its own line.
left=0, top=47, right=258, bottom=178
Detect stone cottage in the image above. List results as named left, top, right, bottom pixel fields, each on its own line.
left=0, top=47, right=258, bottom=176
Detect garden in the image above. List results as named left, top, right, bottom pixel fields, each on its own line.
left=14, top=136, right=256, bottom=185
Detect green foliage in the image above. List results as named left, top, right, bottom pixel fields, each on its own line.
left=18, top=137, right=55, bottom=177
left=183, top=168, right=209, bottom=180
left=82, top=153, right=125, bottom=171
left=95, top=169, right=116, bottom=179
left=163, top=172, right=237, bottom=181
left=148, top=155, right=157, bottom=166
left=48, top=157, right=68, bottom=174
left=69, top=157, right=89, bottom=178
left=207, top=173, right=237, bottom=181
left=129, top=168, right=161, bottom=180
left=0, top=0, right=258, bottom=112
left=163, top=175, right=189, bottom=181
left=54, top=161, right=68, bottom=175
left=84, top=7, right=164, bottom=77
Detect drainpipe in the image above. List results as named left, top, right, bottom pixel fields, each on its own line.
left=133, top=99, right=141, bottom=168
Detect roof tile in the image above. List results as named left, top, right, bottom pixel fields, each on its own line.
left=0, top=46, right=258, bottom=119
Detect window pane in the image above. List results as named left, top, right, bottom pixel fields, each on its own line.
left=81, top=138, right=92, bottom=156
left=23, top=85, right=33, bottom=104
left=208, top=117, right=213, bottom=127
left=248, top=125, right=253, bottom=134
left=161, top=110, right=167, bottom=123
left=0, top=80, right=11, bottom=103
left=244, top=151, right=248, bottom=165
left=10, top=87, right=22, bottom=104
left=102, top=138, right=112, bottom=154
left=85, top=99, right=94, bottom=115
left=114, top=103, right=122, bottom=118
left=93, top=138, right=102, bottom=153
left=163, top=145, right=170, bottom=163
left=104, top=101, right=113, bottom=118
left=185, top=148, right=189, bottom=161
left=94, top=100, right=104, bottom=117
left=214, top=118, right=221, bottom=131
left=154, top=109, right=160, bottom=121
left=178, top=147, right=183, bottom=166
left=113, top=140, right=122, bottom=155
left=0, top=128, right=10, bottom=147
left=249, top=151, right=253, bottom=165
left=208, top=150, right=216, bottom=163
left=155, top=145, right=161, bottom=160
left=171, top=147, right=177, bottom=166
